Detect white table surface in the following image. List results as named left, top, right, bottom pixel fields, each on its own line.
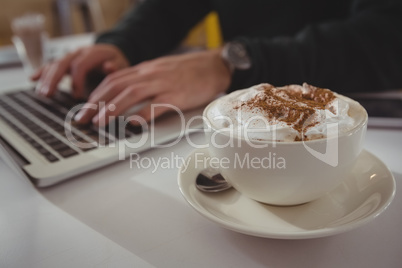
left=0, top=35, right=401, bottom=268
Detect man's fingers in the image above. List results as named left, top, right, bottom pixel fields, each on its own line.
left=70, top=46, right=124, bottom=99
left=102, top=61, right=117, bottom=74
left=92, top=83, right=154, bottom=126
left=31, top=67, right=44, bottom=81
left=36, top=51, right=80, bottom=97
left=70, top=55, right=97, bottom=99
left=101, top=55, right=129, bottom=74
left=40, top=62, right=69, bottom=96
left=74, top=75, right=138, bottom=124
left=131, top=96, right=176, bottom=125
left=88, top=74, right=135, bottom=103
left=34, top=65, right=49, bottom=94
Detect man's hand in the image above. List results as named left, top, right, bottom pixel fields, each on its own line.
left=74, top=49, right=231, bottom=126
left=31, top=44, right=129, bottom=99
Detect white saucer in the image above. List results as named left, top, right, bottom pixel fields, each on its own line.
left=178, top=148, right=396, bottom=239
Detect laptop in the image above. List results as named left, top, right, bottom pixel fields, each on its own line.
left=0, top=86, right=204, bottom=187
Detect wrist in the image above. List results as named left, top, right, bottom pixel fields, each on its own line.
left=206, top=48, right=232, bottom=94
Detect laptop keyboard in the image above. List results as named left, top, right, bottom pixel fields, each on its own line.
left=0, top=90, right=142, bottom=162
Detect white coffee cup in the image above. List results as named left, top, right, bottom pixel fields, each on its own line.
left=203, top=93, right=368, bottom=206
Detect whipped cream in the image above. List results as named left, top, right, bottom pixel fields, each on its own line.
left=206, top=83, right=365, bottom=142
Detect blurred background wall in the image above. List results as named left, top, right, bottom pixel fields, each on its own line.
left=0, top=0, right=133, bottom=46
left=0, top=0, right=222, bottom=49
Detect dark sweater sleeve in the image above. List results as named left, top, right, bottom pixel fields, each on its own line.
left=229, top=0, right=402, bottom=93
left=96, top=0, right=212, bottom=65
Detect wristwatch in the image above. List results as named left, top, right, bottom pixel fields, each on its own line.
left=221, top=41, right=252, bottom=73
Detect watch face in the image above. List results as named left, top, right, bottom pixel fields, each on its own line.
left=226, top=42, right=251, bottom=70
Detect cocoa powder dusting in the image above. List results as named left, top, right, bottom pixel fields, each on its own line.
left=237, top=84, right=336, bottom=139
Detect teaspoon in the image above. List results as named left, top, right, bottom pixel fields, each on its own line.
left=196, top=170, right=232, bottom=192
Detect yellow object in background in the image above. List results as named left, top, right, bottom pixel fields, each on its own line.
left=183, top=12, right=222, bottom=49
left=204, top=12, right=222, bottom=49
